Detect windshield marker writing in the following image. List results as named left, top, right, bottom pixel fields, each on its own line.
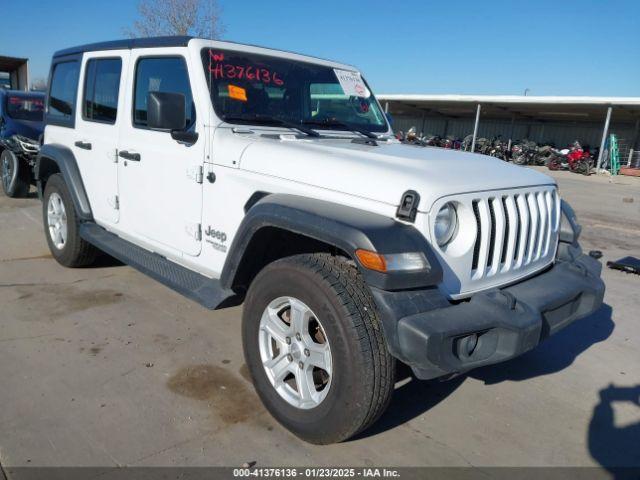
left=209, top=50, right=284, bottom=86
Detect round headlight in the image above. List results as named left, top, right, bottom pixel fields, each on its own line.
left=434, top=202, right=458, bottom=247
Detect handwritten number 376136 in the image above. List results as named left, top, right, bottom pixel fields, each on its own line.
left=209, top=51, right=284, bottom=86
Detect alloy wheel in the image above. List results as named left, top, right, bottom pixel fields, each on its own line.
left=258, top=296, right=332, bottom=409
left=47, top=192, right=68, bottom=250
left=1, top=154, right=13, bottom=192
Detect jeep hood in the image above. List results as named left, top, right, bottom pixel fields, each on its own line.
left=239, top=137, right=556, bottom=212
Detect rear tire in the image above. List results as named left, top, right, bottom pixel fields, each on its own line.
left=42, top=173, right=99, bottom=267
left=242, top=253, right=395, bottom=444
left=1, top=149, right=30, bottom=198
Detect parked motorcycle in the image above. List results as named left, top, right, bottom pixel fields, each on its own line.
left=511, top=139, right=538, bottom=165
left=532, top=144, right=558, bottom=166
left=487, top=136, right=509, bottom=161
left=462, top=135, right=492, bottom=154
left=436, top=136, right=461, bottom=150
left=546, top=141, right=592, bottom=175
left=477, top=137, right=493, bottom=155
left=440, top=136, right=454, bottom=149
left=462, top=134, right=473, bottom=151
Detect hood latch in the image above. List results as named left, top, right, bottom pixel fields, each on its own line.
left=396, top=190, right=420, bottom=223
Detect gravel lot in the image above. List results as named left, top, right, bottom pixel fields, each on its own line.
left=0, top=167, right=638, bottom=474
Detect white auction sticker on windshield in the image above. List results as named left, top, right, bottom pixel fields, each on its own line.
left=334, top=69, right=370, bottom=98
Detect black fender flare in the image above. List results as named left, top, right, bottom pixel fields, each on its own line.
left=35, top=144, right=93, bottom=221
left=220, top=193, right=442, bottom=292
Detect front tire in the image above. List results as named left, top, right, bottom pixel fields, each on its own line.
left=1, top=149, right=30, bottom=198
left=42, top=174, right=99, bottom=267
left=242, top=253, right=395, bottom=444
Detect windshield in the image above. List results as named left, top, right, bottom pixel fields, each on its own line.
left=201, top=48, right=388, bottom=133
left=6, top=95, right=45, bottom=121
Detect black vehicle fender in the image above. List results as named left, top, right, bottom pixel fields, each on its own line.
left=35, top=144, right=93, bottom=221
left=220, top=193, right=442, bottom=292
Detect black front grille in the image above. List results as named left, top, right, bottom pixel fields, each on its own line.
left=513, top=195, right=522, bottom=262
left=500, top=196, right=510, bottom=265
left=487, top=198, right=496, bottom=268
left=472, top=200, right=481, bottom=271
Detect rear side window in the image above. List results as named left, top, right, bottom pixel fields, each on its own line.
left=83, top=58, right=122, bottom=124
left=47, top=61, right=80, bottom=126
left=6, top=96, right=45, bottom=121
left=133, top=57, right=194, bottom=127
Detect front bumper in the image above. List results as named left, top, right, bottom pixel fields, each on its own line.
left=372, top=250, right=605, bottom=380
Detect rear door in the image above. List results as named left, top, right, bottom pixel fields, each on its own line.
left=116, top=50, right=203, bottom=257
left=43, top=56, right=82, bottom=155
left=73, top=51, right=129, bottom=226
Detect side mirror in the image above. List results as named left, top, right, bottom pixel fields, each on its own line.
left=147, top=91, right=198, bottom=144
left=147, top=91, right=186, bottom=131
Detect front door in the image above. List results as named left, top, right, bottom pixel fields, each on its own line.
left=117, top=51, right=203, bottom=257
left=73, top=51, right=129, bottom=226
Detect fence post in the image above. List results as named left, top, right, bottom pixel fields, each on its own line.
left=471, top=104, right=481, bottom=152
left=628, top=118, right=640, bottom=167
left=596, top=107, right=613, bottom=171
left=507, top=115, right=515, bottom=152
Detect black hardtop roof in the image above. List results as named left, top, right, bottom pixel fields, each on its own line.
left=52, top=36, right=354, bottom=69
left=53, top=36, right=193, bottom=58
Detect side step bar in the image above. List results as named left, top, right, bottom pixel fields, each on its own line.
left=80, top=223, right=239, bottom=310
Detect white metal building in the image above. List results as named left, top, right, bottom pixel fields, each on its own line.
left=378, top=94, right=640, bottom=169
left=0, top=56, right=30, bottom=91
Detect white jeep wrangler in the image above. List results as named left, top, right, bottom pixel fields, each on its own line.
left=37, top=36, right=604, bottom=444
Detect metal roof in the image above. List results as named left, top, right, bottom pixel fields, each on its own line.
left=378, top=94, right=640, bottom=123
left=0, top=55, right=28, bottom=72
left=53, top=36, right=193, bottom=58
left=0, top=89, right=44, bottom=98
left=378, top=94, right=640, bottom=106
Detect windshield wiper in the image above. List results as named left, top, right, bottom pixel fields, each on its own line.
left=302, top=118, right=378, bottom=139
left=224, top=114, right=320, bottom=137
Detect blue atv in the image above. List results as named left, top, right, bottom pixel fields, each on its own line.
left=0, top=90, right=45, bottom=197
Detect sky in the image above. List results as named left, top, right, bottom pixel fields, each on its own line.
left=1, top=0, right=639, bottom=96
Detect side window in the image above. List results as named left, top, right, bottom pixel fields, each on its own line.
left=47, top=61, right=80, bottom=125
left=83, top=58, right=122, bottom=124
left=133, top=57, right=194, bottom=128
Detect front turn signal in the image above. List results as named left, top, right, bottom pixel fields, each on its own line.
left=356, top=250, right=430, bottom=273
left=355, top=249, right=387, bottom=273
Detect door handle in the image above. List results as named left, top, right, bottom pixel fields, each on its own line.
left=74, top=141, right=92, bottom=150
left=118, top=150, right=141, bottom=161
